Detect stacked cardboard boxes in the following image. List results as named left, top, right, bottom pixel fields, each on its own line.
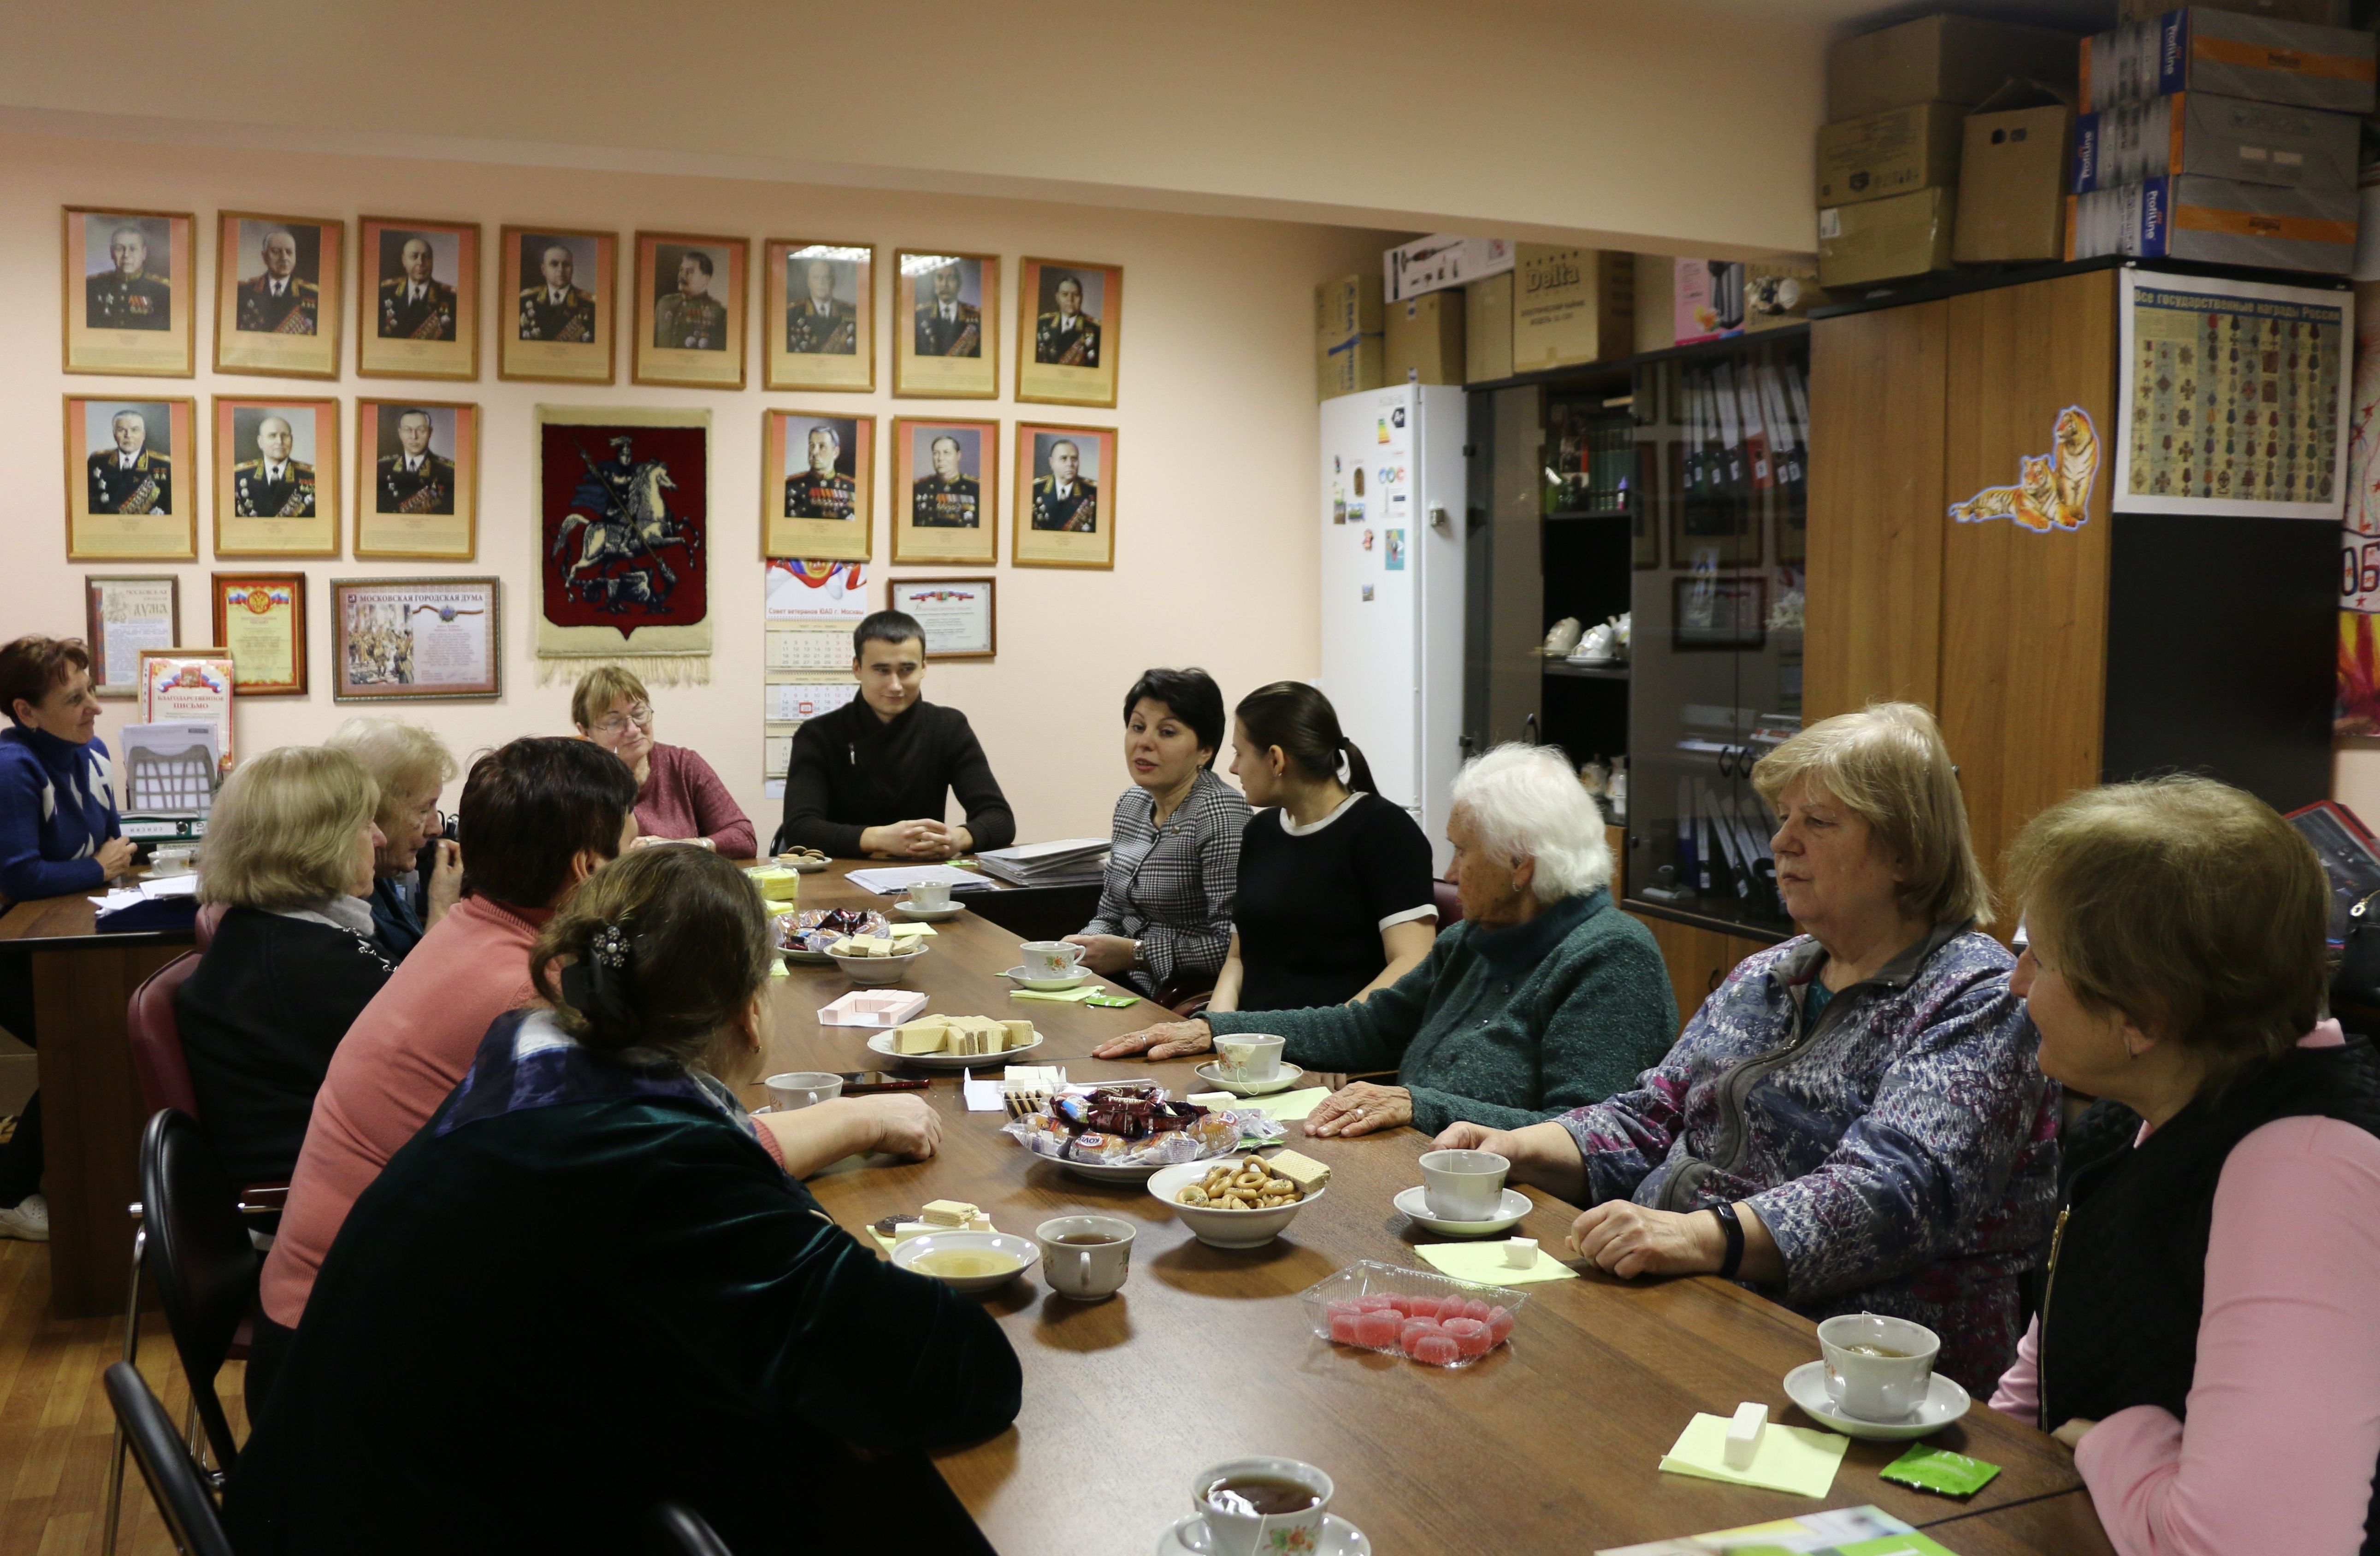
left=1316, top=272, right=1383, bottom=401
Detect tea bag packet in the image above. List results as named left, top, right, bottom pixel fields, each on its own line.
left=1879, top=1444, right=2001, bottom=1498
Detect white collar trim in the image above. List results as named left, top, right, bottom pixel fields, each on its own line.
left=1279, top=790, right=1365, bottom=837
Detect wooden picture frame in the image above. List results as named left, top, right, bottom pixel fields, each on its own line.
left=887, top=575, right=995, bottom=659
left=332, top=576, right=502, bottom=701
left=1015, top=257, right=1120, bottom=409
left=356, top=216, right=480, bottom=381
left=355, top=398, right=478, bottom=560
left=893, top=250, right=998, bottom=399
left=63, top=206, right=195, bottom=377
left=764, top=409, right=873, bottom=561
left=1672, top=574, right=1766, bottom=651
left=213, top=211, right=343, bottom=379
left=1011, top=421, right=1115, bottom=570
left=64, top=395, right=198, bottom=560
left=499, top=224, right=616, bottom=384
left=210, top=572, right=308, bottom=696
left=213, top=395, right=340, bottom=557
left=891, top=417, right=998, bottom=566
left=84, top=575, right=181, bottom=699
left=765, top=240, right=873, bottom=392
left=633, top=230, right=747, bottom=389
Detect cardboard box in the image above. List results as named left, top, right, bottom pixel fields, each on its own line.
left=1315, top=273, right=1383, bottom=341
left=2084, top=9, right=2378, bottom=113
left=1956, top=94, right=2077, bottom=262
left=1817, top=101, right=1966, bottom=206
left=1632, top=255, right=1675, bottom=353
left=2119, top=0, right=2343, bottom=23
left=1829, top=14, right=2081, bottom=120
left=1511, top=246, right=1634, bottom=373
left=2067, top=172, right=2358, bottom=271
left=1465, top=274, right=1514, bottom=383
left=1317, top=331, right=1384, bottom=400
left=1386, top=291, right=1466, bottom=385
left=1818, top=187, right=1958, bottom=288
left=2075, top=89, right=2357, bottom=192
left=1384, top=235, right=1514, bottom=302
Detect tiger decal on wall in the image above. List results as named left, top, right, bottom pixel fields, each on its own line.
left=1948, top=406, right=2100, bottom=532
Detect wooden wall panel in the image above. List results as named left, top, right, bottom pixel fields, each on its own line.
left=1630, top=912, right=1768, bottom=1032
left=1804, top=301, right=1950, bottom=722
left=1937, top=271, right=2118, bottom=923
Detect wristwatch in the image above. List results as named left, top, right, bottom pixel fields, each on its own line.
left=1710, top=1202, right=1745, bottom=1280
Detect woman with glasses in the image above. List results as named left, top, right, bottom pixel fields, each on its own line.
left=571, top=667, right=756, bottom=856
left=326, top=717, right=461, bottom=961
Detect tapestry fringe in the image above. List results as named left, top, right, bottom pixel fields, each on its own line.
left=535, top=655, right=713, bottom=688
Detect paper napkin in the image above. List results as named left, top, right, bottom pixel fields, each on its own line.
left=1658, top=1413, right=1848, bottom=1497
left=1239, top=1087, right=1332, bottom=1122
left=888, top=921, right=937, bottom=939
left=1009, top=985, right=1104, bottom=1003
left=1415, top=1240, right=1580, bottom=1287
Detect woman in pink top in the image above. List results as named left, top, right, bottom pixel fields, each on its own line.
left=1989, top=776, right=2380, bottom=1556
left=572, top=666, right=756, bottom=856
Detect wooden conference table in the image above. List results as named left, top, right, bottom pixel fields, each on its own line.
left=767, top=866, right=2111, bottom=1556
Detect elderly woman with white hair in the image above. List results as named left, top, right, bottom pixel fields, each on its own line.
left=1436, top=703, right=2059, bottom=1394
left=1094, top=743, right=1677, bottom=1138
left=325, top=715, right=460, bottom=961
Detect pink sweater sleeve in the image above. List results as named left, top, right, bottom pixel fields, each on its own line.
left=2069, top=1114, right=2380, bottom=1556
left=642, top=744, right=756, bottom=856
left=1989, top=1314, right=2042, bottom=1421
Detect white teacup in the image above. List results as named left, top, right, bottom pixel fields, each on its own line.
left=1214, top=1034, right=1286, bottom=1083
left=1034, top=1214, right=1134, bottom=1301
left=1817, top=1311, right=1940, bottom=1421
left=1021, top=940, right=1085, bottom=979
left=909, top=879, right=952, bottom=910
left=1188, top=1457, right=1334, bottom=1556
left=762, top=1071, right=843, bottom=1111
left=1418, top=1148, right=1509, bottom=1222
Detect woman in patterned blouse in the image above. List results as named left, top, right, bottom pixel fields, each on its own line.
left=1435, top=703, right=2059, bottom=1392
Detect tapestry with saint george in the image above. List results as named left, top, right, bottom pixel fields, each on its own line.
left=534, top=405, right=713, bottom=684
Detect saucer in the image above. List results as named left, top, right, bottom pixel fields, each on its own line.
left=1158, top=1512, right=1370, bottom=1556
left=1193, top=1061, right=1305, bottom=1097
left=893, top=899, right=965, bottom=921
left=1003, top=964, right=1092, bottom=991
left=1782, top=1360, right=1971, bottom=1440
left=1392, top=1184, right=1532, bottom=1237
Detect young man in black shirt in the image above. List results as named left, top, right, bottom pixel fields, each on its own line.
left=774, top=610, right=1016, bottom=859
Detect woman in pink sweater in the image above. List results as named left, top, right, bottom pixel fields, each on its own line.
left=572, top=666, right=755, bottom=856
left=1989, top=776, right=2380, bottom=1556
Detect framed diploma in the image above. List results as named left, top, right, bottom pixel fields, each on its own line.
left=764, top=409, right=872, bottom=561
left=84, top=575, right=181, bottom=699
left=500, top=225, right=616, bottom=385
left=891, top=417, right=998, bottom=565
left=356, top=399, right=478, bottom=560
left=213, top=395, right=340, bottom=557
left=1011, top=421, right=1116, bottom=570
left=887, top=576, right=995, bottom=659
left=63, top=206, right=195, bottom=377
left=332, top=576, right=502, bottom=701
left=211, top=572, right=307, bottom=696
left=633, top=231, right=747, bottom=389
left=137, top=648, right=236, bottom=772
left=356, top=216, right=480, bottom=381
left=893, top=250, right=998, bottom=399
left=1015, top=257, right=1120, bottom=409
left=64, top=395, right=198, bottom=560
left=213, top=212, right=343, bottom=380
left=765, top=240, right=874, bottom=393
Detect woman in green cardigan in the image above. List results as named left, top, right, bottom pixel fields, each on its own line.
left=1095, top=743, right=1677, bottom=1138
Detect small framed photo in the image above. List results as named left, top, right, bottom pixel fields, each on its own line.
left=210, top=572, right=308, bottom=697
left=634, top=231, right=747, bottom=389
left=84, top=576, right=181, bottom=699
left=1672, top=575, right=1766, bottom=651
left=1012, top=422, right=1115, bottom=570
left=213, top=395, right=341, bottom=558
left=356, top=399, right=478, bottom=560
left=500, top=225, right=615, bottom=384
left=1016, top=257, right=1120, bottom=409
left=893, top=250, right=998, bottom=399
left=891, top=417, right=998, bottom=566
left=357, top=216, right=479, bottom=380
left=765, top=410, right=873, bottom=562
left=888, top=576, right=995, bottom=659
left=214, top=212, right=343, bottom=379
left=766, top=240, right=873, bottom=392
left=64, top=207, right=194, bottom=377
left=66, top=396, right=198, bottom=560
left=333, top=576, right=502, bottom=701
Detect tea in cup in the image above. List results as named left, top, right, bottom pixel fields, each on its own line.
left=1418, top=1148, right=1509, bottom=1221
left=763, top=1072, right=844, bottom=1111
left=909, top=878, right=953, bottom=911
left=1817, top=1311, right=1940, bottom=1421
left=1034, top=1214, right=1134, bottom=1300
left=1021, top=940, right=1085, bottom=979
left=1189, top=1457, right=1334, bottom=1556
left=1214, top=1034, right=1285, bottom=1083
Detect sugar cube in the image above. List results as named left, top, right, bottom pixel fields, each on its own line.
left=1724, top=1402, right=1768, bottom=1468
left=1504, top=1237, right=1538, bottom=1268
left=888, top=1220, right=933, bottom=1243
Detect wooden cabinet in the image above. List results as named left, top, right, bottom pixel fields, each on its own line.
left=1630, top=909, right=1773, bottom=1032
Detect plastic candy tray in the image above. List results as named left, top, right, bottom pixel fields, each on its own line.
left=1297, top=1259, right=1531, bottom=1369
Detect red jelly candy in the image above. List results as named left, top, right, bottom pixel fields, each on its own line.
left=1462, top=1297, right=1494, bottom=1322
left=1329, top=1313, right=1364, bottom=1345
left=1352, top=1311, right=1400, bottom=1349
left=1399, top=1317, right=1444, bottom=1353
left=1326, top=1299, right=1362, bottom=1320
left=1353, top=1295, right=1396, bottom=1313
left=1442, top=1316, right=1493, bottom=1357
left=1412, top=1332, right=1462, bottom=1366
left=1485, top=1305, right=1515, bottom=1344
left=1385, top=1293, right=1416, bottom=1316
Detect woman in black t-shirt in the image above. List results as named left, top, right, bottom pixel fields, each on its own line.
left=1209, top=683, right=1437, bottom=1013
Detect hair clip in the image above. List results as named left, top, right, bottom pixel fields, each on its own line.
left=591, top=923, right=630, bottom=969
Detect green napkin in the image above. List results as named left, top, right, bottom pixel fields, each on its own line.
left=1880, top=1444, right=2001, bottom=1498
left=1658, top=1413, right=1848, bottom=1497
left=1010, top=985, right=1104, bottom=1003
left=1415, top=1240, right=1578, bottom=1286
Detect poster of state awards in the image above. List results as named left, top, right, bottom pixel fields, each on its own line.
left=2115, top=270, right=2350, bottom=520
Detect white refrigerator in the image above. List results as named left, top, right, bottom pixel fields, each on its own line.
left=1317, top=383, right=1467, bottom=873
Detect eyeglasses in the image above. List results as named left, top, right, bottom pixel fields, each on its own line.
left=593, top=705, right=655, bottom=735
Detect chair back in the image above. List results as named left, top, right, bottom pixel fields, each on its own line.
left=1433, top=878, right=1464, bottom=927
left=103, top=1362, right=238, bottom=1556
left=651, top=1501, right=736, bottom=1556
left=193, top=902, right=227, bottom=951
left=138, top=1109, right=259, bottom=1473
left=127, top=953, right=203, bottom=1120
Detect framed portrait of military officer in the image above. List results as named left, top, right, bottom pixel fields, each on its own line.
left=764, top=410, right=873, bottom=562
left=765, top=240, right=874, bottom=393
left=356, top=217, right=479, bottom=381
left=633, top=231, right=747, bottom=390
left=1012, top=422, right=1116, bottom=570
left=356, top=399, right=478, bottom=560
left=214, top=212, right=343, bottom=380
left=893, top=250, right=998, bottom=400
left=62, top=207, right=194, bottom=377
left=63, top=395, right=198, bottom=560
left=210, top=572, right=308, bottom=697
left=1016, top=258, right=1121, bottom=409
left=499, top=225, right=615, bottom=385
left=213, top=395, right=340, bottom=558
left=891, top=417, right=997, bottom=565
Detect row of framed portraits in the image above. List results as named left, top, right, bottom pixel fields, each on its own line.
left=64, top=208, right=1119, bottom=407
left=85, top=572, right=502, bottom=702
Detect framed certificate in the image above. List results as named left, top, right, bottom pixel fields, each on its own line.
left=891, top=417, right=997, bottom=566
left=213, top=212, right=343, bottom=380
left=499, top=225, right=615, bottom=384
left=766, top=240, right=873, bottom=393
left=137, top=648, right=236, bottom=772
left=211, top=572, right=308, bottom=696
left=893, top=250, right=998, bottom=399
left=357, top=216, right=480, bottom=381
left=332, top=576, right=502, bottom=701
left=888, top=576, right=994, bottom=659
left=764, top=409, right=872, bottom=561
left=1015, top=257, right=1120, bottom=409
left=84, top=575, right=181, bottom=699
left=64, top=395, right=198, bottom=560
left=355, top=398, right=478, bottom=560
left=633, top=231, right=747, bottom=389
left=63, top=206, right=195, bottom=377
left=213, top=395, right=340, bottom=557
left=1011, top=421, right=1115, bottom=570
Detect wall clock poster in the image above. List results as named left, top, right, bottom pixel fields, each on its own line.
left=533, top=405, right=712, bottom=683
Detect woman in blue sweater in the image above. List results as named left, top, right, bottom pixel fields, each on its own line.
left=0, top=636, right=135, bottom=1242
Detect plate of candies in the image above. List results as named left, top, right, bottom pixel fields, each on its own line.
left=778, top=907, right=891, bottom=964
left=1004, top=1081, right=1274, bottom=1183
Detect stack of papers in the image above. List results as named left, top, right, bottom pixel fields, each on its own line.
left=844, top=863, right=993, bottom=896
left=89, top=874, right=202, bottom=914
left=973, top=838, right=1109, bottom=888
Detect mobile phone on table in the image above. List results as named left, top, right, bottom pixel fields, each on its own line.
left=837, top=1071, right=931, bottom=1094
